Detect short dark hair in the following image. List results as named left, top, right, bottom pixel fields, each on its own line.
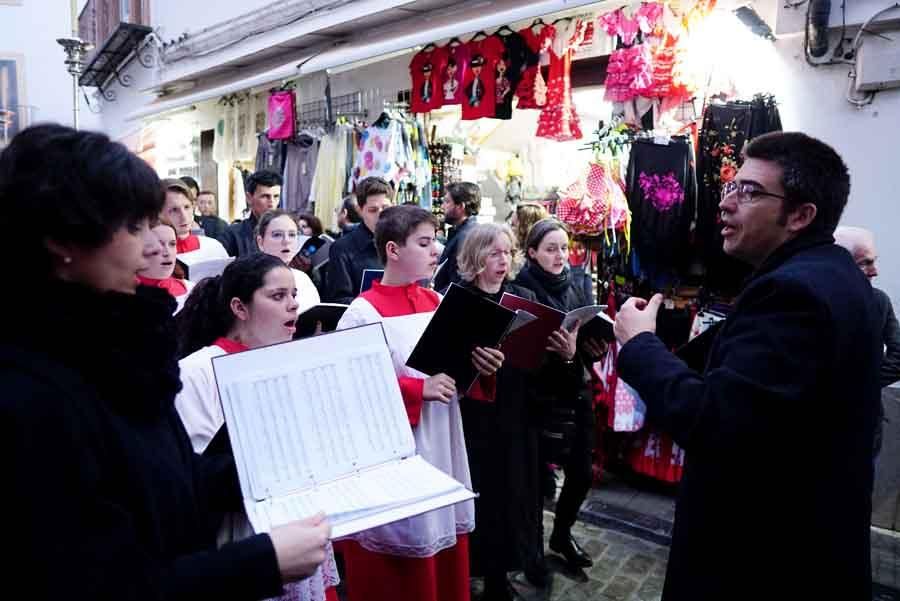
left=198, top=190, right=216, bottom=199
left=341, top=195, right=361, bottom=223
left=446, top=182, right=481, bottom=217
left=744, top=132, right=850, bottom=234
left=298, top=212, right=324, bottom=237
left=0, top=124, right=163, bottom=283
left=180, top=176, right=200, bottom=196
left=525, top=218, right=569, bottom=255
left=246, top=170, right=283, bottom=195
left=255, top=209, right=298, bottom=239
left=375, top=205, right=438, bottom=264
left=176, top=253, right=286, bottom=358
left=356, top=177, right=393, bottom=209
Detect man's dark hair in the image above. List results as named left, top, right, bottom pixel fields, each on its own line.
left=375, top=205, right=438, bottom=264
left=356, top=177, right=393, bottom=209
left=246, top=170, right=283, bottom=195
left=198, top=190, right=216, bottom=199
left=341, top=195, right=361, bottom=223
left=180, top=176, right=200, bottom=197
left=744, top=132, right=850, bottom=234
left=0, top=124, right=163, bottom=283
left=446, top=181, right=481, bottom=217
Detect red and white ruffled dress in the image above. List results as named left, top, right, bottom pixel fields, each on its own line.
left=536, top=19, right=587, bottom=142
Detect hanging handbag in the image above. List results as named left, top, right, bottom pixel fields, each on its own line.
left=267, top=90, right=296, bottom=140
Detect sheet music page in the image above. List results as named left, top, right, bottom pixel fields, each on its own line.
left=181, top=256, right=234, bottom=282
left=213, top=324, right=416, bottom=503
left=562, top=305, right=606, bottom=331
left=264, top=455, right=472, bottom=534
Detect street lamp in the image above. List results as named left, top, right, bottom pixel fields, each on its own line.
left=56, top=36, right=93, bottom=130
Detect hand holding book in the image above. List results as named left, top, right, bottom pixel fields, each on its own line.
left=270, top=513, right=332, bottom=582
left=471, top=347, right=504, bottom=376
left=546, top=322, right=580, bottom=361
left=424, top=373, right=457, bottom=404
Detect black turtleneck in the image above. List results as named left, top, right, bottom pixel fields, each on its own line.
left=0, top=281, right=283, bottom=600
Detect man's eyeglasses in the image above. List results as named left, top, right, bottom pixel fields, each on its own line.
left=721, top=181, right=788, bottom=205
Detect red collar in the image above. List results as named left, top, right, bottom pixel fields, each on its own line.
left=137, top=275, right=187, bottom=297
left=361, top=280, right=440, bottom=317
left=177, top=234, right=200, bottom=254
left=213, top=337, right=248, bottom=354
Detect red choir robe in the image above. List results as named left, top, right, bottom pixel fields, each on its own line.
left=336, top=280, right=474, bottom=601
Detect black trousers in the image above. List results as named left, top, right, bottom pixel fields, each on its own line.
left=552, top=394, right=595, bottom=534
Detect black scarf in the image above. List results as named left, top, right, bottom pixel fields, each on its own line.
left=515, top=261, right=575, bottom=311
left=2, top=281, right=182, bottom=419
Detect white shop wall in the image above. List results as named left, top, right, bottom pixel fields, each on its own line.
left=766, top=34, right=900, bottom=305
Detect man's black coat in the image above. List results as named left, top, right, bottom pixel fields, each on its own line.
left=619, top=233, right=881, bottom=600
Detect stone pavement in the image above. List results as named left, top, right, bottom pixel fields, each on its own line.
left=499, top=510, right=668, bottom=601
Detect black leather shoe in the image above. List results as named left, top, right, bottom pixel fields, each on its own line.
left=549, top=533, right=593, bottom=568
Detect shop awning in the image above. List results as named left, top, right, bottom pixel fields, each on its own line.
left=127, top=0, right=604, bottom=122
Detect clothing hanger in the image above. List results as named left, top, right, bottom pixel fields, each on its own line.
left=373, top=111, right=392, bottom=128
left=422, top=42, right=437, bottom=52
left=552, top=16, right=572, bottom=25
left=470, top=30, right=489, bottom=41
left=494, top=25, right=516, bottom=36
left=531, top=18, right=546, bottom=28
left=447, top=36, right=464, bottom=46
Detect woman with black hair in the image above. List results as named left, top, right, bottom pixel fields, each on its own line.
left=0, top=124, right=331, bottom=600
left=175, top=253, right=339, bottom=601
left=513, top=218, right=603, bottom=576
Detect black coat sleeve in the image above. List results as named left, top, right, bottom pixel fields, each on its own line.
left=1, top=373, right=283, bottom=601
left=324, top=242, right=356, bottom=304
left=433, top=242, right=458, bottom=294
left=219, top=225, right=240, bottom=257
left=617, top=278, right=830, bottom=454
left=879, top=292, right=900, bottom=388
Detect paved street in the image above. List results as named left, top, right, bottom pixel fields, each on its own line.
left=476, top=511, right=669, bottom=601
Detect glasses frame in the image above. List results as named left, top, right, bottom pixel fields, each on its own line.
left=721, top=180, right=788, bottom=205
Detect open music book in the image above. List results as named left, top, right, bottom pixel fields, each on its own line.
left=211, top=323, right=475, bottom=538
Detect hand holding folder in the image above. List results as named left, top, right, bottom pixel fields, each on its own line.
left=406, top=284, right=534, bottom=393
left=499, top=293, right=607, bottom=370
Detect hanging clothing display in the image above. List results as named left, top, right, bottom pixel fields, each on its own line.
left=625, top=137, right=696, bottom=284
left=461, top=36, right=506, bottom=120
left=354, top=121, right=401, bottom=184
left=255, top=132, right=286, bottom=174
left=493, top=31, right=538, bottom=120
left=536, top=19, right=586, bottom=141
left=410, top=46, right=449, bottom=114
left=696, top=96, right=782, bottom=294
left=516, top=24, right=555, bottom=109
left=441, top=42, right=469, bottom=105
left=311, top=125, right=352, bottom=231
left=599, top=4, right=662, bottom=103
left=281, top=133, right=319, bottom=213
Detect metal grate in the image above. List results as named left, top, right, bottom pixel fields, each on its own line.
left=299, top=91, right=366, bottom=122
